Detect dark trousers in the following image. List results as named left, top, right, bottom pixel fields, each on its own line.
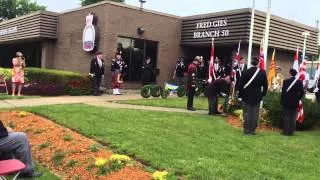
left=242, top=102, right=260, bottom=134
left=208, top=95, right=218, bottom=114
left=282, top=109, right=297, bottom=135
left=316, top=93, right=320, bottom=103
left=93, top=75, right=102, bottom=95
left=187, top=88, right=195, bottom=109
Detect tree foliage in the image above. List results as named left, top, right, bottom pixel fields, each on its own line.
left=80, top=0, right=125, bottom=6
left=0, top=0, right=46, bottom=21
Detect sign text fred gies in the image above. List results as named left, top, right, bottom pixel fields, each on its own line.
left=193, top=19, right=229, bottom=39
left=0, top=27, right=18, bottom=36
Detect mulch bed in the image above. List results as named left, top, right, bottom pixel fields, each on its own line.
left=226, top=116, right=280, bottom=132
left=0, top=111, right=151, bottom=180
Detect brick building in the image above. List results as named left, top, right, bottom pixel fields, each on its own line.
left=0, top=1, right=318, bottom=88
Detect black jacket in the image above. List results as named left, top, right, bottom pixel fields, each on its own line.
left=238, top=67, right=268, bottom=105
left=90, top=58, right=105, bottom=77
left=0, top=120, right=8, bottom=138
left=281, top=77, right=304, bottom=109
left=204, top=78, right=230, bottom=97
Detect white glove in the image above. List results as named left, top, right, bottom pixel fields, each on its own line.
left=102, top=75, right=105, bottom=79
left=89, top=73, right=94, bottom=78
left=207, top=78, right=212, bottom=83
left=221, top=93, right=227, bottom=97
left=314, top=88, right=319, bottom=93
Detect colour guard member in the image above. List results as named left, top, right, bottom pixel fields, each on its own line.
left=186, top=56, right=200, bottom=111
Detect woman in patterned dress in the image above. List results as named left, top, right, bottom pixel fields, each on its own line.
left=11, top=52, right=25, bottom=96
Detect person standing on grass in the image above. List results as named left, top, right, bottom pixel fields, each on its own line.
left=89, top=52, right=105, bottom=96
left=238, top=57, right=268, bottom=135
left=172, top=57, right=186, bottom=86
left=186, top=56, right=200, bottom=111
left=280, top=69, right=304, bottom=136
left=11, top=52, right=25, bottom=96
left=204, top=75, right=231, bottom=115
left=0, top=120, right=42, bottom=178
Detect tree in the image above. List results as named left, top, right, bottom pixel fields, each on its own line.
left=0, top=0, right=46, bottom=22
left=80, top=0, right=125, bottom=6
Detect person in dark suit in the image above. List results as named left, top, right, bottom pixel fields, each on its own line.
left=238, top=57, right=268, bottom=135
left=281, top=69, right=304, bottom=136
left=141, top=57, right=154, bottom=85
left=89, top=52, right=105, bottom=96
left=204, top=76, right=231, bottom=115
left=186, top=56, right=200, bottom=111
left=0, top=120, right=42, bottom=177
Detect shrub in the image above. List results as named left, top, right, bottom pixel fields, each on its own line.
left=141, top=85, right=152, bottom=98
left=151, top=85, right=161, bottom=97
left=177, top=86, right=185, bottom=97
left=264, top=92, right=320, bottom=130
left=0, top=67, right=91, bottom=96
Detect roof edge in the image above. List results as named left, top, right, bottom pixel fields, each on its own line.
left=0, top=11, right=58, bottom=26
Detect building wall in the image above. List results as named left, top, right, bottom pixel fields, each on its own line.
left=54, top=2, right=181, bottom=88
left=103, top=3, right=181, bottom=86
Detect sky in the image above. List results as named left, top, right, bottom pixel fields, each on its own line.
left=36, top=0, right=320, bottom=28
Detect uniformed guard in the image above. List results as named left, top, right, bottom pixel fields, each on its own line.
left=186, top=56, right=200, bottom=111
left=111, top=52, right=127, bottom=95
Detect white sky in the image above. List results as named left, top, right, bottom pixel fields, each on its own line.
left=36, top=0, right=320, bottom=28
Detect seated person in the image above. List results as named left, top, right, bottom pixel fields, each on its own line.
left=0, top=120, right=42, bottom=178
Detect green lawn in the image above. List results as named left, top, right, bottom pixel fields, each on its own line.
left=116, top=96, right=223, bottom=110
left=24, top=104, right=320, bottom=180
left=0, top=93, right=40, bottom=100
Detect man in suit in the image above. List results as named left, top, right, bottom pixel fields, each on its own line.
left=186, top=56, right=200, bottom=111
left=204, top=76, right=231, bottom=115
left=281, top=69, right=304, bottom=136
left=0, top=120, right=42, bottom=177
left=90, top=52, right=105, bottom=96
left=238, top=57, right=268, bottom=135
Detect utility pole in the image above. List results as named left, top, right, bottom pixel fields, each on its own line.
left=247, top=0, right=255, bottom=68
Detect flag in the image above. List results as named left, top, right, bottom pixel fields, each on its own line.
left=232, top=41, right=241, bottom=82
left=293, top=46, right=299, bottom=72
left=314, top=63, right=320, bottom=80
left=296, top=59, right=307, bottom=123
left=259, top=39, right=265, bottom=70
left=267, top=49, right=276, bottom=87
left=208, top=38, right=216, bottom=82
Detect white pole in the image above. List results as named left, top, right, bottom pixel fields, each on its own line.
left=263, top=0, right=271, bottom=70
left=302, top=31, right=310, bottom=61
left=247, top=0, right=255, bottom=68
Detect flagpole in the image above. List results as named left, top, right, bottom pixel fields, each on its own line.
left=302, top=31, right=310, bottom=61
left=263, top=0, right=271, bottom=70
left=247, top=0, right=255, bottom=68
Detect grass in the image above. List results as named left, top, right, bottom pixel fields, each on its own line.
left=116, top=96, right=222, bottom=110
left=24, top=104, right=320, bottom=180
left=0, top=93, right=40, bottom=100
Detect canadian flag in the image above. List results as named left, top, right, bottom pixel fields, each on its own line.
left=296, top=59, right=307, bottom=123
left=208, top=38, right=216, bottom=83
left=293, top=46, right=299, bottom=72
left=259, top=39, right=265, bottom=70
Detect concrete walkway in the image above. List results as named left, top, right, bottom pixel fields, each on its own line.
left=0, top=95, right=141, bottom=109
left=0, top=94, right=208, bottom=115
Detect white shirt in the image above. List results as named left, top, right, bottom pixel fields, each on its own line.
left=97, top=58, right=102, bottom=67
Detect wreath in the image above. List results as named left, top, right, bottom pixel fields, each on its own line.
left=140, top=85, right=152, bottom=98
left=177, top=86, right=185, bottom=97
left=161, top=88, right=169, bottom=99
left=151, top=85, right=161, bottom=97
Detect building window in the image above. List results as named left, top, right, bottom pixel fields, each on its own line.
left=117, top=37, right=158, bottom=82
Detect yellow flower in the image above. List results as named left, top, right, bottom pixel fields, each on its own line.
left=19, top=111, right=28, bottom=117
left=95, top=158, right=107, bottom=167
left=152, top=171, right=168, bottom=180
left=109, top=154, right=131, bottom=163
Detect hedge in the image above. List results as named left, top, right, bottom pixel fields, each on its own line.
left=0, top=67, right=91, bottom=96
left=263, top=92, right=320, bottom=130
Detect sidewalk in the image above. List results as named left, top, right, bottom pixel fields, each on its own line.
left=0, top=94, right=142, bottom=109
left=0, top=94, right=208, bottom=115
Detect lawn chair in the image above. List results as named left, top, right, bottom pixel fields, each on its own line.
left=0, top=74, right=8, bottom=95
left=0, top=159, right=25, bottom=180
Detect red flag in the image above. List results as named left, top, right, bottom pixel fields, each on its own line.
left=208, top=38, right=216, bottom=82
left=297, top=59, right=307, bottom=123
left=259, top=39, right=265, bottom=70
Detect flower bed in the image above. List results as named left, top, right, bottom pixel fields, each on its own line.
left=0, top=111, right=151, bottom=180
